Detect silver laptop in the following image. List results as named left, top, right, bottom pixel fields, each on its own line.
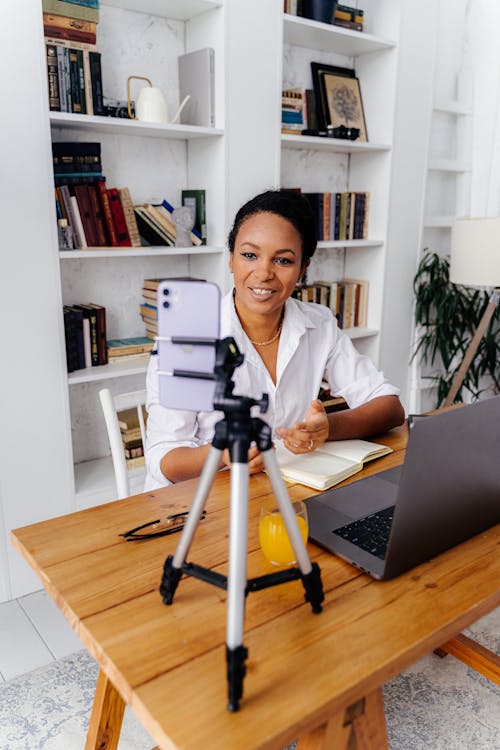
left=306, top=396, right=500, bottom=580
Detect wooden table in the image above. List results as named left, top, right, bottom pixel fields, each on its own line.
left=11, top=422, right=500, bottom=750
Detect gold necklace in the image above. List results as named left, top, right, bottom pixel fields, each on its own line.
left=248, top=318, right=283, bottom=346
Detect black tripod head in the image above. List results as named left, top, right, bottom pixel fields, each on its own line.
left=213, top=337, right=268, bottom=416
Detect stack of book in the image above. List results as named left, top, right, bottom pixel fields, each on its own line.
left=117, top=405, right=147, bottom=471
left=133, top=195, right=205, bottom=247
left=288, top=190, right=369, bottom=242
left=140, top=279, right=161, bottom=339
left=292, top=278, right=369, bottom=329
left=107, top=336, right=154, bottom=364
left=333, top=4, right=364, bottom=32
left=281, top=88, right=317, bottom=135
left=44, top=0, right=104, bottom=115
left=63, top=302, right=107, bottom=372
left=53, top=144, right=141, bottom=248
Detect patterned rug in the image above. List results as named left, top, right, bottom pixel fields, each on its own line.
left=0, top=609, right=498, bottom=750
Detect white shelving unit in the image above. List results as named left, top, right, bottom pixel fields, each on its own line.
left=280, top=1, right=400, bottom=361
left=46, top=0, right=229, bottom=509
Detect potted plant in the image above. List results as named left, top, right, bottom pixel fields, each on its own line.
left=412, top=251, right=500, bottom=406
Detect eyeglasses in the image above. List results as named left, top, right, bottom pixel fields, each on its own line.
left=119, top=510, right=206, bottom=541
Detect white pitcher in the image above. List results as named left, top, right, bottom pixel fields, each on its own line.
left=127, top=75, right=190, bottom=124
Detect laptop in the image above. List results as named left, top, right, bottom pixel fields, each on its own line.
left=306, top=396, right=500, bottom=580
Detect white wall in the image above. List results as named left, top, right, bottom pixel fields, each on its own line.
left=0, top=0, right=75, bottom=599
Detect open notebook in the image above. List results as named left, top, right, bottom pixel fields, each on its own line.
left=274, top=439, right=393, bottom=490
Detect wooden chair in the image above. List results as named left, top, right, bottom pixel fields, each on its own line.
left=99, top=387, right=147, bottom=499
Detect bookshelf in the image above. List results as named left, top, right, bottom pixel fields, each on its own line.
left=46, top=0, right=229, bottom=509
left=280, top=1, right=400, bottom=364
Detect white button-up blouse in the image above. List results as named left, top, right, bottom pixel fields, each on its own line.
left=144, top=290, right=400, bottom=490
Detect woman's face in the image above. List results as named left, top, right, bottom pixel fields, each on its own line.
left=229, top=211, right=305, bottom=319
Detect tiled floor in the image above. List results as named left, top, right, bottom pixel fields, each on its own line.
left=0, top=589, right=82, bottom=682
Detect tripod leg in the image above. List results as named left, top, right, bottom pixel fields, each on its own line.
left=262, top=449, right=324, bottom=614
left=160, top=446, right=222, bottom=605
left=226, top=462, right=249, bottom=711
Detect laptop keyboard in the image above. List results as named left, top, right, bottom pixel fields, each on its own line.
left=332, top=506, right=395, bottom=560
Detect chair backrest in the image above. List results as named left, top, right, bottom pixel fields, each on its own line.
left=99, top=387, right=147, bottom=499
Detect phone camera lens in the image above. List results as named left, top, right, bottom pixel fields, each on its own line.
left=163, top=288, right=170, bottom=296
left=163, top=301, right=170, bottom=309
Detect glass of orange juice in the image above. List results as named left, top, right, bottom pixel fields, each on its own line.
left=259, top=497, right=308, bottom=567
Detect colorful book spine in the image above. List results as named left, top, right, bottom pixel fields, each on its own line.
left=107, top=188, right=131, bottom=246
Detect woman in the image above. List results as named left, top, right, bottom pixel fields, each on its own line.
left=144, top=190, right=404, bottom=490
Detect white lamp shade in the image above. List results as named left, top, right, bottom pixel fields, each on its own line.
left=450, top=217, right=500, bottom=287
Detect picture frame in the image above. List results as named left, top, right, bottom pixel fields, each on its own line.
left=310, top=62, right=354, bottom=132
left=321, top=71, right=368, bottom=141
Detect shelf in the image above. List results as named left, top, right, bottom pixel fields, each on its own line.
left=317, top=239, right=383, bottom=249
left=50, top=112, right=224, bottom=140
left=433, top=101, right=472, bottom=116
left=59, top=245, right=224, bottom=259
left=428, top=159, right=471, bottom=173
left=101, top=0, right=223, bottom=21
left=423, top=216, right=455, bottom=228
left=68, top=357, right=150, bottom=385
left=282, top=134, right=391, bottom=153
left=344, top=327, right=378, bottom=340
left=283, top=14, right=396, bottom=56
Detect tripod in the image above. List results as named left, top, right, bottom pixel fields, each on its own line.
left=159, top=338, right=324, bottom=711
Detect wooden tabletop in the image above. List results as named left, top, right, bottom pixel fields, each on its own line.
left=11, top=422, right=500, bottom=750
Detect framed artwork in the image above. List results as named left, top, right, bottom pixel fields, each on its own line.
left=310, top=62, right=354, bottom=132
left=321, top=71, right=368, bottom=141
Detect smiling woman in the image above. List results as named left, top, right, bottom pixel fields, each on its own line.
left=144, top=189, right=404, bottom=490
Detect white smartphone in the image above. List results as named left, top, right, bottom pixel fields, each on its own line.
left=157, top=279, right=221, bottom=412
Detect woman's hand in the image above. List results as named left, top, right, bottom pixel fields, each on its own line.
left=275, top=399, right=329, bottom=454
left=220, top=444, right=265, bottom=474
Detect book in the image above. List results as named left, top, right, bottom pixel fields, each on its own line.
left=88, top=51, right=104, bottom=115
left=118, top=405, right=147, bottom=432
left=59, top=0, right=99, bottom=8
left=46, top=44, right=60, bottom=110
left=86, top=303, right=107, bottom=364
left=140, top=303, right=157, bottom=321
left=181, top=189, right=207, bottom=245
left=74, top=184, right=100, bottom=245
left=96, top=179, right=118, bottom=246
left=42, top=0, right=99, bottom=23
left=43, top=15, right=97, bottom=45
left=107, top=188, right=131, bottom=246
left=133, top=206, right=172, bottom=246
left=45, top=35, right=97, bottom=51
left=119, top=188, right=141, bottom=247
left=69, top=195, right=87, bottom=247
left=74, top=303, right=99, bottom=365
left=275, top=439, right=393, bottom=491
left=107, top=336, right=154, bottom=358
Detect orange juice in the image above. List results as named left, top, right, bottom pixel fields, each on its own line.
left=259, top=513, right=308, bottom=566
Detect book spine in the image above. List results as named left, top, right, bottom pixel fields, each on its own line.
left=88, top=51, right=104, bottom=115
left=41, top=0, right=99, bottom=23
left=119, top=188, right=142, bottom=247
left=58, top=0, right=99, bottom=8
left=96, top=180, right=118, bottom=246
left=43, top=25, right=97, bottom=45
left=87, top=183, right=108, bottom=246
left=68, top=48, right=81, bottom=113
left=56, top=46, right=68, bottom=111
left=43, top=13, right=96, bottom=34
left=45, top=35, right=97, bottom=52
left=74, top=184, right=99, bottom=246
left=76, top=48, right=86, bottom=114
left=69, top=194, right=87, bottom=247
left=88, top=305, right=108, bottom=364
left=107, top=188, right=131, bottom=246
left=46, top=44, right=60, bottom=111
left=63, top=47, right=72, bottom=112
left=82, top=49, right=93, bottom=115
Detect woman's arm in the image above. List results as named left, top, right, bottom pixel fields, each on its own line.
left=276, top=395, right=405, bottom=454
left=327, top=395, right=405, bottom=440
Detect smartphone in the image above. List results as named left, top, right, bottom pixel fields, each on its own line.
left=157, top=279, right=221, bottom=412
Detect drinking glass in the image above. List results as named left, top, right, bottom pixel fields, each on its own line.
left=259, top=497, right=308, bottom=567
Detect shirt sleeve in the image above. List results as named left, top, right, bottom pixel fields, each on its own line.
left=324, top=327, right=400, bottom=409
left=144, top=355, right=202, bottom=488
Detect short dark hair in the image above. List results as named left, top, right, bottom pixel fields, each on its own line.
left=227, top=189, right=317, bottom=266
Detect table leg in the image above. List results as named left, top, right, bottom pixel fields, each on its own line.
left=85, top=669, right=126, bottom=750
left=297, top=688, right=388, bottom=750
